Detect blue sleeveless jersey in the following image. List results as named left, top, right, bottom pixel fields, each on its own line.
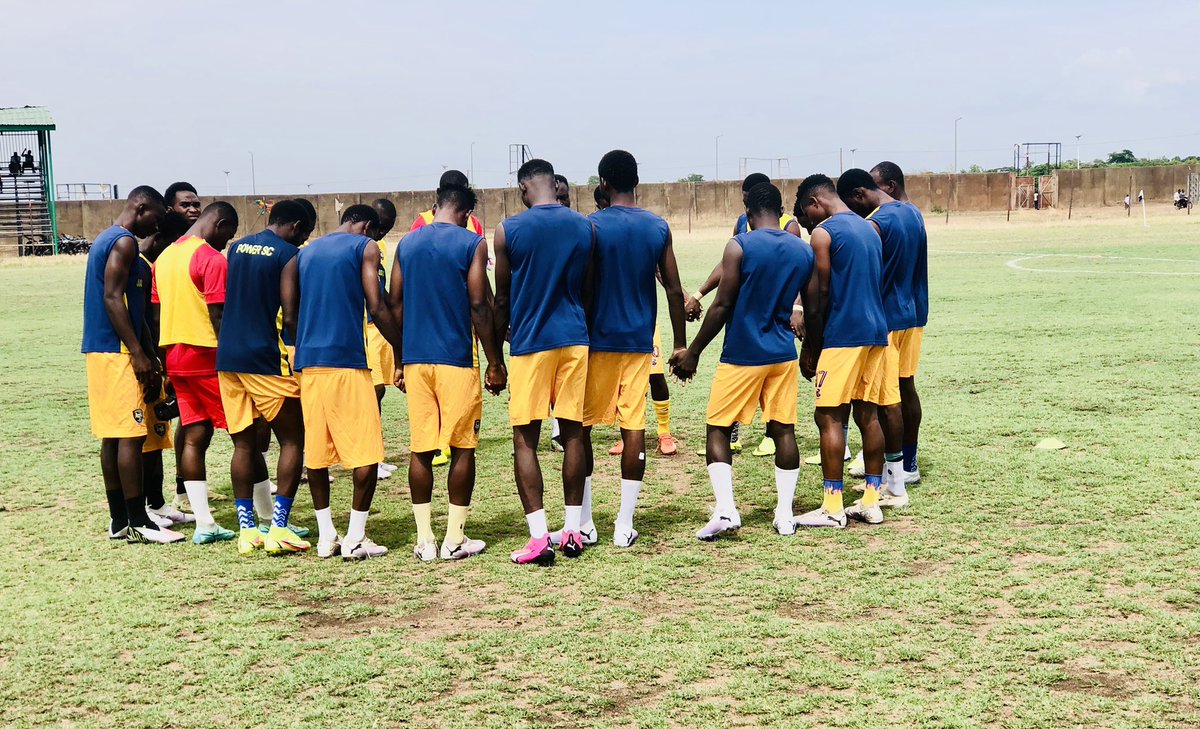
left=865, top=201, right=924, bottom=332
left=721, top=228, right=814, bottom=366
left=907, top=202, right=929, bottom=327
left=587, top=205, right=669, bottom=353
left=293, top=232, right=371, bottom=370
left=82, top=225, right=143, bottom=354
left=502, top=204, right=592, bottom=356
left=817, top=212, right=888, bottom=349
left=217, top=230, right=298, bottom=375
left=397, top=223, right=483, bottom=367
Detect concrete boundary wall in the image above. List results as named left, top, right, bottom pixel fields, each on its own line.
left=54, top=165, right=1200, bottom=241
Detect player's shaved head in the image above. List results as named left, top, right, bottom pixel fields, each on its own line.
left=517, top=159, right=560, bottom=208
left=871, top=161, right=905, bottom=191
left=339, top=203, right=380, bottom=238
left=436, top=183, right=477, bottom=213
left=268, top=199, right=307, bottom=226
left=293, top=198, right=317, bottom=229
left=125, top=185, right=167, bottom=238
left=438, top=169, right=469, bottom=189
left=797, top=174, right=836, bottom=205
left=598, top=150, right=638, bottom=194
left=796, top=173, right=844, bottom=226
left=742, top=172, right=770, bottom=193
left=371, top=198, right=397, bottom=240
left=835, top=168, right=878, bottom=198
left=745, top=182, right=783, bottom=217
left=518, top=158, right=555, bottom=184
left=837, top=168, right=885, bottom=217
left=192, top=201, right=239, bottom=251
left=129, top=185, right=166, bottom=207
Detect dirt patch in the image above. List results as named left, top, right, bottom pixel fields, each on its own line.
left=1012, top=552, right=1065, bottom=568
left=1052, top=669, right=1131, bottom=698
left=908, top=560, right=950, bottom=577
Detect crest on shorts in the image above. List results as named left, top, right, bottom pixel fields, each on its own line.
left=473, top=420, right=481, bottom=435
left=154, top=423, right=167, bottom=437
left=133, top=408, right=145, bottom=424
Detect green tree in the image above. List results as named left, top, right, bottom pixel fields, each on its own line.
left=677, top=173, right=705, bottom=183
left=587, top=175, right=600, bottom=185
left=1107, top=149, right=1137, bottom=164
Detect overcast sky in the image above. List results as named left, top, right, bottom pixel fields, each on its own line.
left=9, top=0, right=1199, bottom=196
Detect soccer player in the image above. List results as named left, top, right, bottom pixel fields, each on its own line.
left=837, top=169, right=926, bottom=507
left=285, top=204, right=402, bottom=560
left=669, top=182, right=813, bottom=540
left=793, top=174, right=889, bottom=528
left=410, top=170, right=486, bottom=236
left=164, top=181, right=202, bottom=224
left=575, top=149, right=687, bottom=547
left=217, top=200, right=313, bottom=556
left=390, top=183, right=507, bottom=561
left=151, top=201, right=241, bottom=544
left=870, top=161, right=927, bottom=482
left=82, top=186, right=183, bottom=544
left=494, top=159, right=593, bottom=565
left=366, top=197, right=399, bottom=480
left=683, top=172, right=805, bottom=457
left=555, top=174, right=571, bottom=207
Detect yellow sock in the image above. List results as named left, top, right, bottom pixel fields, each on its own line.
left=861, top=474, right=883, bottom=508
left=822, top=479, right=844, bottom=514
left=412, top=502, right=435, bottom=545
left=653, top=399, right=671, bottom=437
left=445, top=503, right=469, bottom=545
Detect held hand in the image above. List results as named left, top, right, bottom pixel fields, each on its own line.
left=799, top=350, right=818, bottom=381
left=668, top=348, right=698, bottom=382
left=394, top=366, right=406, bottom=393
left=485, top=363, right=507, bottom=395
left=683, top=295, right=703, bottom=322
left=130, top=350, right=155, bottom=385
left=790, top=310, right=805, bottom=340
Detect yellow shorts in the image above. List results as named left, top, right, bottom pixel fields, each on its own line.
left=649, top=324, right=664, bottom=375
left=508, top=345, right=588, bottom=426
left=86, top=353, right=147, bottom=439
left=814, top=345, right=887, bottom=408
left=219, top=371, right=301, bottom=434
left=285, top=345, right=296, bottom=370
left=583, top=352, right=651, bottom=430
left=298, top=367, right=384, bottom=469
left=406, top=364, right=483, bottom=453
left=706, top=360, right=798, bottom=427
left=142, top=388, right=174, bottom=452
left=893, top=326, right=923, bottom=378
left=877, top=334, right=904, bottom=407
left=365, top=323, right=396, bottom=387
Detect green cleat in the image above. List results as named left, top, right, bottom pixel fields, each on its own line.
left=193, top=523, right=236, bottom=545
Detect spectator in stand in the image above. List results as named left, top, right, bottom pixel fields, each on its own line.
left=22, top=149, right=35, bottom=172
left=9, top=152, right=21, bottom=176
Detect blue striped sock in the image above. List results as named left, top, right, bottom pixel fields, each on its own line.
left=234, top=498, right=256, bottom=529
left=272, top=495, right=294, bottom=529
left=903, top=444, right=918, bottom=473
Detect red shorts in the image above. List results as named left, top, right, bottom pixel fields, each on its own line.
left=174, top=374, right=228, bottom=429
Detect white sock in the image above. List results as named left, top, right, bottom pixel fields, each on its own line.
left=314, top=507, right=336, bottom=543
left=707, top=462, right=735, bottom=516
left=345, top=508, right=369, bottom=544
left=580, top=476, right=593, bottom=526
left=616, top=479, right=641, bottom=529
left=552, top=418, right=561, bottom=439
left=526, top=509, right=548, bottom=538
left=252, top=479, right=273, bottom=521
left=183, top=480, right=214, bottom=527
left=564, top=505, right=583, bottom=532
left=887, top=461, right=907, bottom=496
left=774, top=467, right=799, bottom=517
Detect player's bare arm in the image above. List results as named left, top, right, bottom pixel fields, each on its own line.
left=104, top=235, right=153, bottom=383
left=492, top=222, right=511, bottom=344
left=657, top=227, right=689, bottom=356
left=387, top=246, right=406, bottom=391
left=279, top=256, right=299, bottom=343
left=799, top=227, right=832, bottom=380
left=468, top=239, right=506, bottom=395
left=363, top=241, right=402, bottom=349
left=670, top=239, right=742, bottom=381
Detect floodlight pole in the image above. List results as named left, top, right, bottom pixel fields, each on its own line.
left=850, top=148, right=857, bottom=167
left=953, top=117, right=963, bottom=174
left=223, top=170, right=230, bottom=195
left=1075, top=135, right=1082, bottom=169
left=714, top=134, right=723, bottom=182
left=249, top=152, right=257, bottom=196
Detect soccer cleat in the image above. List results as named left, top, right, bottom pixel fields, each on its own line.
left=413, top=541, right=438, bottom=563
left=209, top=491, right=228, bottom=502
left=379, top=462, right=398, bottom=474
left=848, top=452, right=865, bottom=478
left=549, top=522, right=598, bottom=547
left=342, top=538, right=389, bottom=561
left=376, top=464, right=393, bottom=479
left=258, top=522, right=310, bottom=538
left=440, top=537, right=487, bottom=560
left=192, top=523, right=236, bottom=545
left=905, top=468, right=922, bottom=485
left=612, top=525, right=639, bottom=548
left=510, top=534, right=555, bottom=565
left=657, top=434, right=678, bottom=456
left=238, top=527, right=265, bottom=555
left=550, top=435, right=565, bottom=453
left=146, top=510, right=174, bottom=529
left=729, top=425, right=743, bottom=453
left=148, top=503, right=195, bottom=525
left=794, top=507, right=848, bottom=529
left=608, top=440, right=624, bottom=456
left=316, top=535, right=342, bottom=559
left=264, top=525, right=311, bottom=554
left=108, top=523, right=129, bottom=540
left=804, top=448, right=854, bottom=466
left=844, top=502, right=884, bottom=525
left=560, top=530, right=585, bottom=558
left=171, top=492, right=193, bottom=513
left=696, top=511, right=741, bottom=541
left=752, top=436, right=776, bottom=457
left=773, top=512, right=797, bottom=536
left=128, top=525, right=185, bottom=544
left=431, top=449, right=450, bottom=467
left=875, top=489, right=910, bottom=509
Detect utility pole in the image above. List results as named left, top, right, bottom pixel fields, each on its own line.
left=249, top=152, right=257, bottom=196
left=223, top=170, right=230, bottom=195
left=714, top=134, right=723, bottom=181
left=839, top=148, right=843, bottom=175
left=953, top=117, right=963, bottom=173
left=850, top=148, right=857, bottom=167
left=1075, top=134, right=1082, bottom=169
left=470, top=142, right=475, bottom=186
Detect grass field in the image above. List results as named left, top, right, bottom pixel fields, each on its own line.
left=1, top=207, right=1199, bottom=728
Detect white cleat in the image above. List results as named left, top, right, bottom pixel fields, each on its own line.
left=440, top=537, right=487, bottom=560
left=696, top=511, right=741, bottom=541
left=342, top=538, right=388, bottom=561
left=317, top=534, right=342, bottom=559
left=413, top=541, right=438, bottom=563
left=376, top=464, right=393, bottom=479
left=794, top=507, right=848, bottom=529
left=128, top=524, right=186, bottom=544
left=146, top=510, right=174, bottom=529
left=844, top=502, right=884, bottom=524
left=108, top=523, right=129, bottom=540
left=612, top=525, right=639, bottom=548
left=148, top=503, right=196, bottom=525
left=875, top=489, right=910, bottom=509
left=171, top=492, right=193, bottom=513
left=379, top=462, right=398, bottom=474
left=549, top=521, right=598, bottom=547
left=848, top=452, right=865, bottom=478
left=905, top=468, right=921, bottom=485
left=772, top=511, right=797, bottom=536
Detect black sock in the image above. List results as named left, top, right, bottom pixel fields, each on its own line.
left=145, top=467, right=166, bottom=510
left=176, top=476, right=186, bottom=496
left=106, top=489, right=128, bottom=531
left=125, top=497, right=156, bottom=529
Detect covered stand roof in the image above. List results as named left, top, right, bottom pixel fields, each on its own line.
left=0, top=106, right=55, bottom=131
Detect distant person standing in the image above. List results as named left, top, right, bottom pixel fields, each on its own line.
left=1124, top=193, right=1131, bottom=210
left=1033, top=190, right=1040, bottom=210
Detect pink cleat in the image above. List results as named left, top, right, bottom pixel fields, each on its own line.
left=510, top=534, right=555, bottom=566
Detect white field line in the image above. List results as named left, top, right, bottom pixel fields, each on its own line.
left=933, top=249, right=1200, bottom=276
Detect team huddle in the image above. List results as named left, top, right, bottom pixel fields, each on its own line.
left=81, top=150, right=928, bottom=566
